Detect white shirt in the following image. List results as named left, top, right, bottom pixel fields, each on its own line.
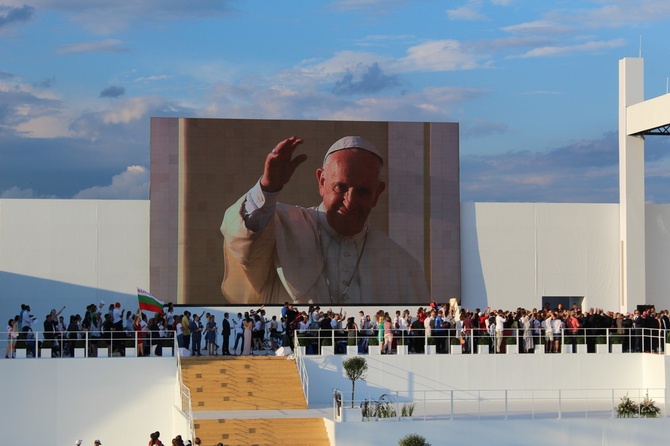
left=495, top=314, right=505, bottom=332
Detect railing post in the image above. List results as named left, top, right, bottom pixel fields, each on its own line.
left=504, top=390, right=508, bottom=420
left=478, top=390, right=481, bottom=420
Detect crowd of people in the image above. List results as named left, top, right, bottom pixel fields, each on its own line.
left=286, top=301, right=670, bottom=355
left=5, top=300, right=669, bottom=359
left=3, top=301, right=290, bottom=359
left=147, top=431, right=202, bottom=446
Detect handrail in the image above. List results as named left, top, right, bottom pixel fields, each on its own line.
left=3, top=326, right=667, bottom=357
left=175, top=334, right=195, bottom=444
left=336, top=387, right=666, bottom=421
left=293, top=334, right=309, bottom=405
left=291, top=326, right=668, bottom=355
left=2, top=329, right=177, bottom=358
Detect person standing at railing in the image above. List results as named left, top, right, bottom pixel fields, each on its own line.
left=190, top=314, right=203, bottom=356
left=433, top=309, right=446, bottom=353
left=134, top=311, right=147, bottom=357
left=551, top=313, right=564, bottom=353
left=181, top=311, right=192, bottom=352
left=232, top=312, right=244, bottom=354
left=65, top=315, right=80, bottom=357
left=221, top=312, right=232, bottom=355
left=242, top=316, right=253, bottom=356
left=565, top=311, right=580, bottom=353
left=5, top=318, right=18, bottom=358
left=89, top=313, right=103, bottom=357
left=494, top=310, right=505, bottom=353
left=632, top=309, right=643, bottom=353
left=660, top=310, right=670, bottom=354
left=382, top=314, right=393, bottom=354
left=644, top=309, right=661, bottom=353
left=43, top=313, right=58, bottom=357
left=205, top=315, right=217, bottom=356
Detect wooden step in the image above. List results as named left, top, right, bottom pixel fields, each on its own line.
left=181, top=356, right=307, bottom=411
left=194, top=418, right=330, bottom=446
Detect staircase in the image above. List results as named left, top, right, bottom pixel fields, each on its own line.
left=194, top=417, right=329, bottom=446
left=181, top=356, right=330, bottom=446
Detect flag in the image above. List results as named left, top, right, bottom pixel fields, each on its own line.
left=137, top=287, right=165, bottom=314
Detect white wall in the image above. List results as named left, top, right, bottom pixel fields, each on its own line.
left=0, top=357, right=181, bottom=445
left=461, top=202, right=626, bottom=311
left=304, top=354, right=666, bottom=405
left=0, top=199, right=149, bottom=322
left=2, top=199, right=670, bottom=319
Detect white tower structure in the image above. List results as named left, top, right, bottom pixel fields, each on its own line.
left=619, top=57, right=670, bottom=312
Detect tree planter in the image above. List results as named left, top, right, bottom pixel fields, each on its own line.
left=596, top=344, right=608, bottom=354
left=534, top=345, right=545, bottom=354
left=40, top=349, right=52, bottom=358
left=576, top=344, right=587, bottom=354
left=611, top=344, right=623, bottom=353
left=397, top=345, right=409, bottom=355
left=346, top=345, right=358, bottom=355
left=15, top=349, right=26, bottom=359
left=450, top=344, right=462, bottom=355
left=74, top=348, right=86, bottom=358
left=125, top=347, right=137, bottom=357
left=97, top=348, right=109, bottom=358
left=426, top=345, right=437, bottom=355
left=562, top=346, right=573, bottom=354
left=321, top=346, right=334, bottom=356
left=478, top=344, right=489, bottom=354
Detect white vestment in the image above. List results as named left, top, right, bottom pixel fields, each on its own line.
left=220, top=184, right=429, bottom=305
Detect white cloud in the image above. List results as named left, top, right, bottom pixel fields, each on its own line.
left=394, top=40, right=489, bottom=72
left=447, top=0, right=488, bottom=21
left=72, top=166, right=149, bottom=199
left=2, top=0, right=236, bottom=34
left=100, top=97, right=161, bottom=125
left=515, top=38, right=625, bottom=58
left=57, top=39, right=129, bottom=54
left=1, top=186, right=35, bottom=198
left=502, top=20, right=574, bottom=35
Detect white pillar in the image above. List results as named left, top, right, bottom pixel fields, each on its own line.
left=618, top=58, right=645, bottom=312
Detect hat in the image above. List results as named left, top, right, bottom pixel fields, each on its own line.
left=323, top=136, right=383, bottom=165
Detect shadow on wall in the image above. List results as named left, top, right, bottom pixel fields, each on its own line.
left=0, top=271, right=139, bottom=323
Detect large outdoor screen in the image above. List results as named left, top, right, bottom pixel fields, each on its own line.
left=150, top=118, right=460, bottom=306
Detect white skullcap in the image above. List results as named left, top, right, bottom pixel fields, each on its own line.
left=323, top=136, right=383, bottom=165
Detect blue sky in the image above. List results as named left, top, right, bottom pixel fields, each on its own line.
left=1, top=0, right=670, bottom=202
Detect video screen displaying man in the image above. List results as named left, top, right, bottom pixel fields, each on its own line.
left=221, top=135, right=429, bottom=305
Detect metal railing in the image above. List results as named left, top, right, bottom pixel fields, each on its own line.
left=334, top=387, right=666, bottom=421
left=2, top=329, right=177, bottom=358
left=176, top=347, right=195, bottom=444
left=292, top=326, right=669, bottom=355
left=293, top=334, right=310, bottom=404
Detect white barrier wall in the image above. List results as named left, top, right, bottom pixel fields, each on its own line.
left=0, top=199, right=149, bottom=321
left=304, top=354, right=667, bottom=406
left=0, top=357, right=180, bottom=445
left=2, top=199, right=670, bottom=318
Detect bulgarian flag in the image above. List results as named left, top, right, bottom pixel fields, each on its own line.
left=137, top=287, right=165, bottom=314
